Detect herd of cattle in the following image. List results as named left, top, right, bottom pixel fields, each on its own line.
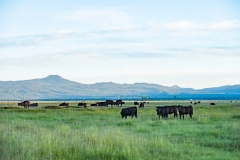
left=121, top=105, right=193, bottom=120
left=58, top=100, right=125, bottom=107
left=17, top=100, right=194, bottom=120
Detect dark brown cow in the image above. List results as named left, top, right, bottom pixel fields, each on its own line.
left=59, top=102, right=69, bottom=107
left=18, top=102, right=23, bottom=106
left=22, top=100, right=30, bottom=109
left=177, top=105, right=193, bottom=120
left=120, top=107, right=137, bottom=119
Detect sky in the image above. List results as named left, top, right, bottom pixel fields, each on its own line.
left=0, top=0, right=240, bottom=89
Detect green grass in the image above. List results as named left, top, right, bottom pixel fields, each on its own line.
left=0, top=100, right=239, bottom=160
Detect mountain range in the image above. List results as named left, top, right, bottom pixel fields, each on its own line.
left=0, top=75, right=240, bottom=100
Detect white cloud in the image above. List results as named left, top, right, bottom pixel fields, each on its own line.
left=56, top=8, right=137, bottom=31
left=163, top=20, right=201, bottom=30
left=163, top=20, right=240, bottom=31
left=209, top=20, right=240, bottom=30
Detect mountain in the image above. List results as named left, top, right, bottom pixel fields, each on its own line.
left=0, top=75, right=240, bottom=100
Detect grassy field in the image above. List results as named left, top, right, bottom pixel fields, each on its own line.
left=0, top=100, right=239, bottom=160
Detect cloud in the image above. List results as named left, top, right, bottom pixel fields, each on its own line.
left=57, top=8, right=130, bottom=23
left=0, top=30, right=83, bottom=48
left=56, top=8, right=137, bottom=32
left=163, top=20, right=240, bottom=31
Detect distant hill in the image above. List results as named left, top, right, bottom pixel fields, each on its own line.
left=0, top=75, right=240, bottom=100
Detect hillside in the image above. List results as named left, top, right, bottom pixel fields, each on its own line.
left=0, top=75, right=239, bottom=100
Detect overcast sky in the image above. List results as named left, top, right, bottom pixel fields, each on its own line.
left=0, top=0, right=240, bottom=89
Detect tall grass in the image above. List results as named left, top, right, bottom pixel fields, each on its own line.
left=0, top=101, right=239, bottom=160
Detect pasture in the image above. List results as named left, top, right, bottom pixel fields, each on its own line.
left=0, top=100, right=239, bottom=160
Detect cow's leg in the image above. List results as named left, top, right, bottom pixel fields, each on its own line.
left=175, top=112, right=178, bottom=118
left=190, top=114, right=192, bottom=118
left=182, top=114, right=184, bottom=120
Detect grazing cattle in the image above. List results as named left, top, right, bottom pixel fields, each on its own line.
left=78, top=102, right=87, bottom=107
left=106, top=100, right=114, bottom=107
left=116, top=99, right=123, bottom=107
left=210, top=103, right=215, bottom=105
left=134, top=101, right=139, bottom=105
left=198, top=101, right=201, bottom=104
left=177, top=105, right=193, bottom=120
left=59, top=102, right=69, bottom=107
left=90, top=103, right=97, bottom=106
left=168, top=106, right=178, bottom=118
left=18, top=102, right=23, bottom=106
left=139, top=102, right=144, bottom=108
left=97, top=102, right=107, bottom=107
left=194, top=102, right=198, bottom=105
left=156, top=106, right=178, bottom=119
left=30, top=103, right=38, bottom=107
left=120, top=107, right=137, bottom=119
left=22, top=100, right=30, bottom=109
left=156, top=106, right=169, bottom=119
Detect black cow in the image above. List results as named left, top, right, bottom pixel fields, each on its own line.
left=116, top=99, right=123, bottom=107
left=177, top=105, right=193, bottom=120
left=134, top=102, right=139, bottom=105
left=168, top=106, right=178, bottom=118
left=210, top=103, right=216, bottom=105
left=156, top=106, right=169, bottom=119
left=106, top=100, right=114, bottom=107
left=120, top=107, right=137, bottom=119
left=18, top=102, right=23, bottom=106
left=59, top=102, right=69, bottom=107
left=90, top=103, right=97, bottom=106
left=97, top=102, right=107, bottom=107
left=156, top=106, right=178, bottom=119
left=78, top=102, right=87, bottom=107
left=22, top=100, right=30, bottom=109
left=30, top=103, right=38, bottom=107
left=139, top=102, right=144, bottom=108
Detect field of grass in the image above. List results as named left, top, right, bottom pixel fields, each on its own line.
left=0, top=100, right=239, bottom=160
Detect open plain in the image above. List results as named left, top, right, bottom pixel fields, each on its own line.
left=0, top=100, right=239, bottom=160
